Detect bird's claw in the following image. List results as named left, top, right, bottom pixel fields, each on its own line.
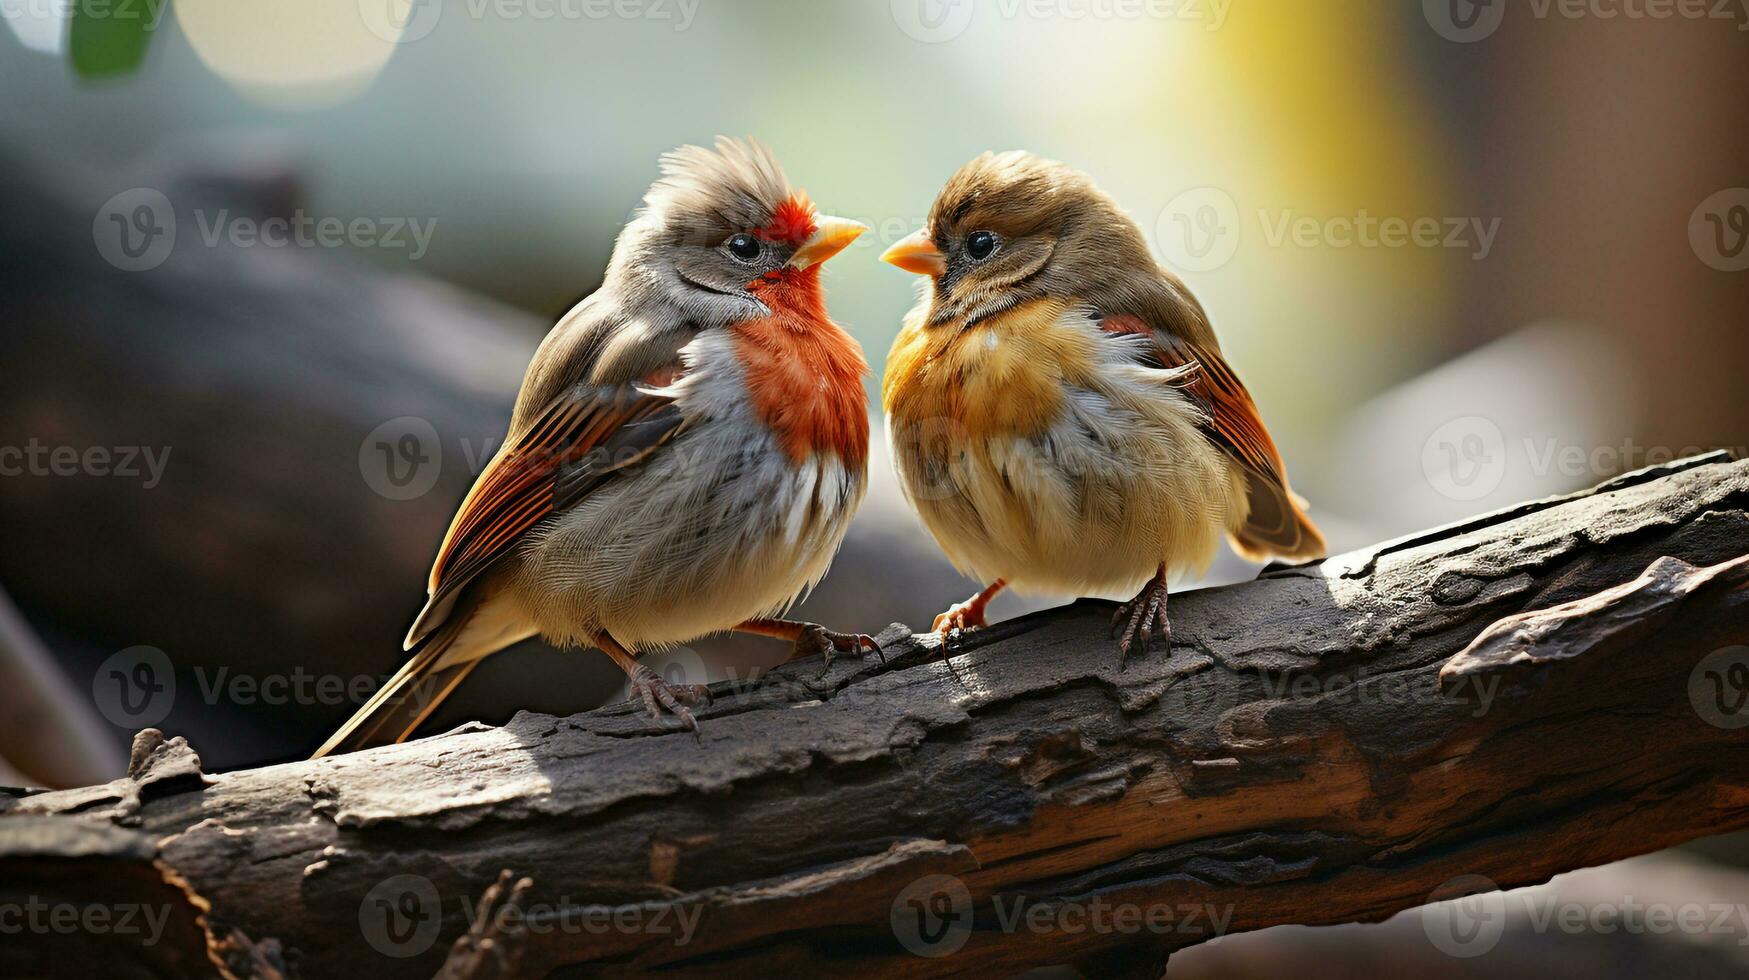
left=792, top=623, right=884, bottom=672
left=932, top=599, right=990, bottom=635
left=1111, top=576, right=1171, bottom=668
left=629, top=665, right=711, bottom=737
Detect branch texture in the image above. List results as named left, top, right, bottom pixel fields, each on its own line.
left=4, top=454, right=1748, bottom=978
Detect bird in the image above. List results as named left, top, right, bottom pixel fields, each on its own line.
left=879, top=151, right=1325, bottom=660
left=314, top=138, right=878, bottom=758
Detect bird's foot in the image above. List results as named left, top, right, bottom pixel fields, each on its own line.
left=932, top=580, right=1007, bottom=639
left=933, top=598, right=990, bottom=634
left=1111, top=570, right=1170, bottom=668
left=790, top=623, right=883, bottom=671
left=628, top=664, right=711, bottom=735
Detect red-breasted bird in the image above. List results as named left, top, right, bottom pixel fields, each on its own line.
left=879, top=151, right=1325, bottom=659
left=315, top=138, right=876, bottom=757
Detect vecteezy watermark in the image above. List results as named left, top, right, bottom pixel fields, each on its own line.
left=1425, top=0, right=1749, bottom=42
left=1690, top=188, right=1749, bottom=272
left=92, top=646, right=176, bottom=728
left=1421, top=419, right=1743, bottom=501
left=890, top=873, right=1233, bottom=958
left=357, top=0, right=445, bottom=42
left=619, top=646, right=710, bottom=699
left=890, top=0, right=1229, bottom=43
left=191, top=210, right=437, bottom=260
left=92, top=188, right=176, bottom=272
left=90, top=646, right=470, bottom=729
left=0, top=440, right=171, bottom=488
left=356, top=415, right=727, bottom=502
left=1421, top=875, right=1510, bottom=957
left=1421, top=416, right=1509, bottom=502
left=1256, top=209, right=1500, bottom=260
left=356, top=417, right=522, bottom=502
left=359, top=875, right=444, bottom=958
left=891, top=874, right=975, bottom=956
left=1, top=0, right=172, bottom=29
left=1156, top=187, right=1242, bottom=274
left=0, top=897, right=174, bottom=946
left=359, top=417, right=446, bottom=501
left=1260, top=667, right=1502, bottom=718
left=1690, top=646, right=1749, bottom=730
left=358, top=874, right=702, bottom=958
left=1421, top=873, right=1749, bottom=957
left=1155, top=189, right=1500, bottom=273
left=93, top=188, right=437, bottom=272
left=357, top=0, right=701, bottom=44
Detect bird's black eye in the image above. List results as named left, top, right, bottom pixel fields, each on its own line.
left=727, top=233, right=762, bottom=261
left=965, top=230, right=997, bottom=260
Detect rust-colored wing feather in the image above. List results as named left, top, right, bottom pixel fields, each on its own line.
left=405, top=383, right=687, bottom=648
left=1105, top=314, right=1326, bottom=562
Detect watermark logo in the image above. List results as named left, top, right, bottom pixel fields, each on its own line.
left=1423, top=871, right=1749, bottom=956
left=620, top=645, right=709, bottom=701
left=352, top=415, right=730, bottom=503
left=1249, top=666, right=1502, bottom=718
left=891, top=874, right=974, bottom=957
left=1155, top=192, right=1499, bottom=272
left=93, top=188, right=176, bottom=272
left=360, top=417, right=443, bottom=501
left=1257, top=209, right=1499, bottom=259
left=1424, top=0, right=1505, bottom=42
left=360, top=874, right=443, bottom=957
left=90, top=650, right=472, bottom=724
left=1690, top=646, right=1749, bottom=729
left=94, top=188, right=437, bottom=272
left=1427, top=0, right=1749, bottom=42
left=887, top=415, right=977, bottom=502
left=1420, top=426, right=1744, bottom=502
left=888, top=873, right=1234, bottom=958
left=0, top=440, right=171, bottom=488
left=891, top=0, right=1227, bottom=42
left=91, top=645, right=175, bottom=728
left=890, top=0, right=976, bottom=41
left=359, top=0, right=445, bottom=43
left=1422, top=874, right=1508, bottom=957
left=1690, top=188, right=1749, bottom=272
left=0, top=897, right=173, bottom=946
left=357, top=875, right=706, bottom=956
left=1421, top=416, right=1508, bottom=501
left=365, top=0, right=700, bottom=42
left=193, top=209, right=437, bottom=259
left=5, top=0, right=172, bottom=29
left=1157, top=187, right=1240, bottom=273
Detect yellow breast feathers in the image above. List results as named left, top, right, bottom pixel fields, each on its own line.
left=882, top=298, right=1100, bottom=440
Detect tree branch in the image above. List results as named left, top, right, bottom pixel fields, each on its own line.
left=4, top=454, right=1748, bottom=979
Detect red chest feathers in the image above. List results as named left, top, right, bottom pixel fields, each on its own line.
left=733, top=271, right=870, bottom=466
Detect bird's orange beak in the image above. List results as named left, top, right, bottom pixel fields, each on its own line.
left=881, top=229, right=947, bottom=277
left=787, top=215, right=868, bottom=270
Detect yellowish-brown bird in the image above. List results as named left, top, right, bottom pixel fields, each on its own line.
left=880, top=151, right=1325, bottom=658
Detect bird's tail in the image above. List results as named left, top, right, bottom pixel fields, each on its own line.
left=311, top=615, right=483, bottom=759
left=1231, top=471, right=1328, bottom=563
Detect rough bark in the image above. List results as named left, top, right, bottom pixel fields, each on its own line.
left=3, top=454, right=1748, bottom=979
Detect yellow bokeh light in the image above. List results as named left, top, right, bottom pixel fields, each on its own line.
left=174, top=0, right=405, bottom=108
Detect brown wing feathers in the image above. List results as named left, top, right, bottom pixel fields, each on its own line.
left=1105, top=314, right=1326, bottom=562
left=407, top=384, right=686, bottom=648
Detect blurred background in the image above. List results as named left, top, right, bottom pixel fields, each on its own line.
left=1, top=0, right=1745, bottom=975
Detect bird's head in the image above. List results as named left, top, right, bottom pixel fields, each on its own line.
left=611, top=137, right=865, bottom=324
left=882, top=151, right=1155, bottom=326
